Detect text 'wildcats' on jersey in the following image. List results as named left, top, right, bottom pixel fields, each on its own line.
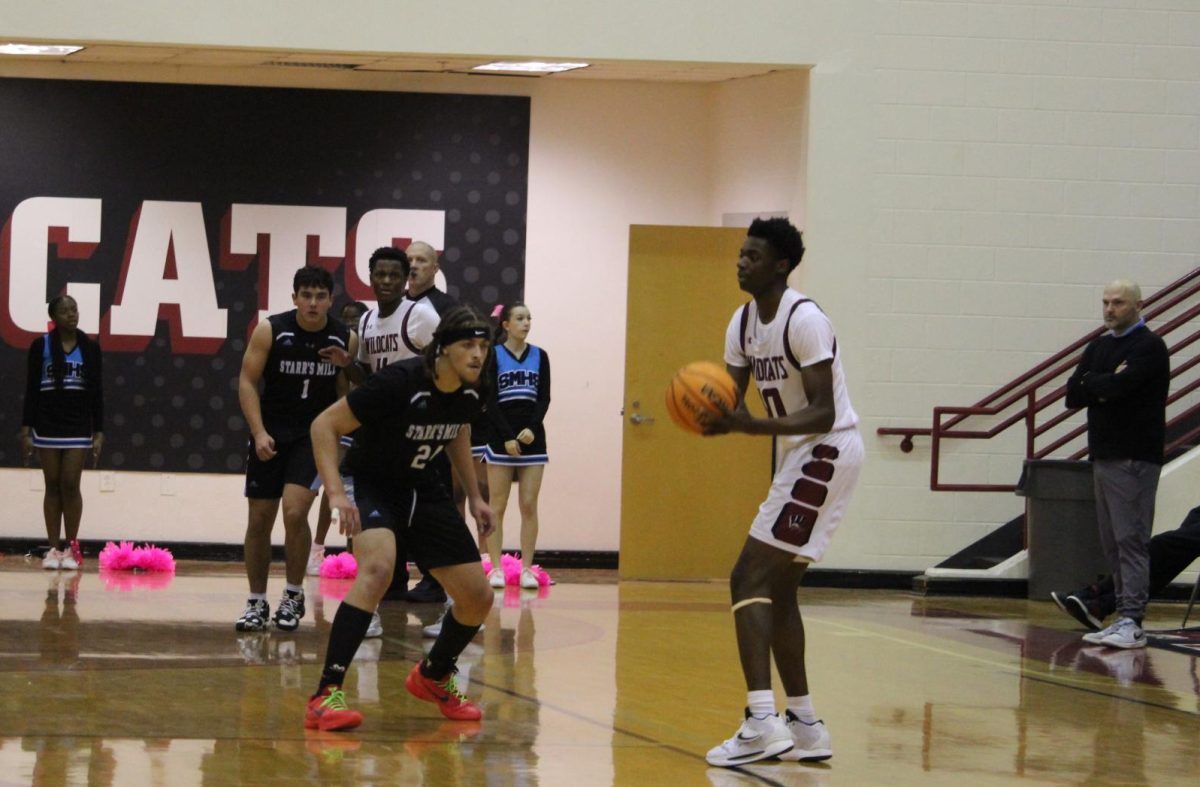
left=356, top=300, right=439, bottom=372
left=724, top=289, right=858, bottom=442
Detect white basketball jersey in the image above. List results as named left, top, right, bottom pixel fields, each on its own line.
left=356, top=300, right=439, bottom=371
left=724, top=289, right=859, bottom=446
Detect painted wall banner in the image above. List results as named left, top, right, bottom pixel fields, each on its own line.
left=0, top=77, right=529, bottom=473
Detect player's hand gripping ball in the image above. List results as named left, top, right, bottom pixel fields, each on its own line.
left=665, top=361, right=738, bottom=434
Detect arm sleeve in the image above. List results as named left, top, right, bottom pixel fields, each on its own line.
left=21, top=337, right=42, bottom=427
left=1064, top=344, right=1094, bottom=409
left=90, top=340, right=104, bottom=432
left=723, top=306, right=750, bottom=368
left=530, top=349, right=551, bottom=428
left=1081, top=335, right=1169, bottom=402
left=346, top=363, right=409, bottom=426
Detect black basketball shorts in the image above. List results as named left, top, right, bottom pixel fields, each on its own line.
left=349, top=475, right=481, bottom=570
left=244, top=435, right=320, bottom=499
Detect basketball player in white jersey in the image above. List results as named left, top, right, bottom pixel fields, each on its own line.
left=703, top=218, right=864, bottom=768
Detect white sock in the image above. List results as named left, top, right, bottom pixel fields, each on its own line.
left=285, top=583, right=304, bottom=595
left=747, top=690, right=775, bottom=719
left=787, top=694, right=817, bottom=724
left=310, top=542, right=324, bottom=552
left=249, top=592, right=267, bottom=603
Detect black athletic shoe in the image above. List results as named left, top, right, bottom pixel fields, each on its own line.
left=235, top=599, right=269, bottom=632
left=405, top=576, right=447, bottom=604
left=273, top=590, right=306, bottom=631
left=1050, top=590, right=1105, bottom=631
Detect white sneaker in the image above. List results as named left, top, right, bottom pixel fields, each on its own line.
left=520, top=568, right=539, bottom=589
left=1094, top=616, right=1146, bottom=649
left=59, top=551, right=79, bottom=571
left=1084, top=619, right=1147, bottom=647
left=422, top=601, right=485, bottom=639
left=778, top=711, right=832, bottom=761
left=705, top=710, right=793, bottom=767
left=364, top=611, right=383, bottom=638
left=488, top=567, right=505, bottom=588
left=306, top=545, right=325, bottom=576
left=42, top=548, right=62, bottom=570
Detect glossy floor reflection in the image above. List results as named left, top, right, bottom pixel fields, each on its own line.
left=1, top=562, right=1198, bottom=785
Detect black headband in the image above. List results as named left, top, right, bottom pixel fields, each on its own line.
left=437, top=326, right=490, bottom=345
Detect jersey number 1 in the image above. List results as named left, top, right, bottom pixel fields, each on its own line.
left=300, top=379, right=310, bottom=399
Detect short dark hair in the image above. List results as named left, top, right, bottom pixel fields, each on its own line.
left=747, top=217, right=804, bottom=272
left=340, top=300, right=368, bottom=324
left=368, top=246, right=409, bottom=275
left=293, top=266, right=334, bottom=293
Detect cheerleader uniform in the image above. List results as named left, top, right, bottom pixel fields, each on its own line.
left=22, top=333, right=104, bottom=448
left=484, top=343, right=550, bottom=466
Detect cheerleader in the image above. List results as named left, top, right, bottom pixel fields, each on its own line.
left=20, top=295, right=104, bottom=571
left=484, top=303, right=550, bottom=589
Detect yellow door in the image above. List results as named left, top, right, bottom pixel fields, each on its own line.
left=619, top=225, right=771, bottom=580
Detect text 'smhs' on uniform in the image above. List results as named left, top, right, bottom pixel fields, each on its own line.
left=261, top=310, right=351, bottom=442
left=343, top=357, right=483, bottom=492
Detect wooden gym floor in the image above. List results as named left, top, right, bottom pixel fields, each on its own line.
left=1, top=561, right=1197, bottom=786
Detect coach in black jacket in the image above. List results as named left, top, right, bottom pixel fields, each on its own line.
left=1064, top=280, right=1169, bottom=649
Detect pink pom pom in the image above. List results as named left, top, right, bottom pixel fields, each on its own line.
left=491, top=304, right=505, bottom=318
left=319, top=551, right=358, bottom=579
left=98, top=541, right=138, bottom=571
left=134, top=545, right=175, bottom=572
left=480, top=557, right=493, bottom=574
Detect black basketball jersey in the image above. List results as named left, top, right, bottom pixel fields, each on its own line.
left=260, top=310, right=351, bottom=442
left=342, top=357, right=482, bottom=490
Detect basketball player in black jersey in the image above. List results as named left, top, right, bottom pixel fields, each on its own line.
left=305, top=306, right=495, bottom=731
left=398, top=240, right=462, bottom=604
left=236, top=267, right=358, bottom=633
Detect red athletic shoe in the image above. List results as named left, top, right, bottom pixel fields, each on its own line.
left=405, top=663, right=483, bottom=721
left=305, top=687, right=363, bottom=732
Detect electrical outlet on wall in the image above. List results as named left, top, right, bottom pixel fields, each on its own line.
left=99, top=472, right=116, bottom=492
left=161, top=474, right=176, bottom=496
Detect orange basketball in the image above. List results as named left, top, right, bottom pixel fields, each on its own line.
left=665, top=361, right=738, bottom=434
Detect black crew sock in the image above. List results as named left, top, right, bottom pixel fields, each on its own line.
left=316, top=602, right=373, bottom=694
left=421, top=608, right=480, bottom=679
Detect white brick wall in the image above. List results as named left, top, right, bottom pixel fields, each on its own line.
left=862, top=0, right=1200, bottom=568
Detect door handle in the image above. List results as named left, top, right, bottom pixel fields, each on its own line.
left=630, top=413, right=655, bottom=425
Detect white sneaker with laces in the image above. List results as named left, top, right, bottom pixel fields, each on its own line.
left=59, top=551, right=79, bottom=571
left=306, top=545, right=325, bottom=576
left=1096, top=616, right=1146, bottom=649
left=778, top=711, right=832, bottom=761
left=364, top=611, right=383, bottom=639
left=520, top=568, right=539, bottom=589
left=705, top=710, right=793, bottom=767
left=42, top=548, right=62, bottom=570
left=1082, top=619, right=1120, bottom=645
left=488, top=568, right=506, bottom=588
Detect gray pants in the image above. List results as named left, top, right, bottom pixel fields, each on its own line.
left=1092, top=459, right=1161, bottom=621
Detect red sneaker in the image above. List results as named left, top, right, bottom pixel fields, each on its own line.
left=305, top=687, right=363, bottom=732
left=405, top=663, right=482, bottom=721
